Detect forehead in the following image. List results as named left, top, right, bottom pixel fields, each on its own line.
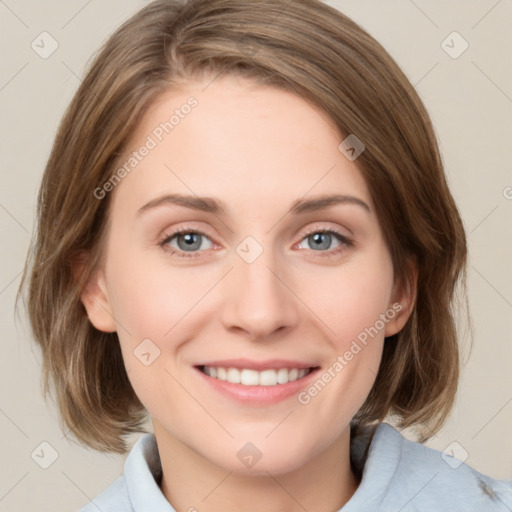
left=109, top=75, right=372, bottom=217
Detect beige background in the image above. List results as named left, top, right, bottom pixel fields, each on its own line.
left=1, top=1, right=511, bottom=510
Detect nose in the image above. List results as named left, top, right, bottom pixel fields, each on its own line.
left=220, top=245, right=300, bottom=341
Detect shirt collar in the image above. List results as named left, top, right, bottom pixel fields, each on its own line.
left=124, top=432, right=176, bottom=511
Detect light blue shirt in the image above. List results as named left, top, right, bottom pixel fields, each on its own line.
left=78, top=423, right=512, bottom=511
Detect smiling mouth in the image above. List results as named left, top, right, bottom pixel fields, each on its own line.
left=197, top=365, right=319, bottom=386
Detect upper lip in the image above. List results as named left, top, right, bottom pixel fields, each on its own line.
left=195, top=359, right=319, bottom=371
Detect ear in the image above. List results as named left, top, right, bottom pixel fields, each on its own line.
left=72, top=253, right=117, bottom=333
left=385, top=256, right=418, bottom=337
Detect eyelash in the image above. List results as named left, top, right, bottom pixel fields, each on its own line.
left=158, top=225, right=354, bottom=259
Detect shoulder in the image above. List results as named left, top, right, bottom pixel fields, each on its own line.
left=345, top=422, right=512, bottom=511
left=386, top=424, right=512, bottom=510
left=77, top=476, right=130, bottom=512
left=77, top=433, right=173, bottom=512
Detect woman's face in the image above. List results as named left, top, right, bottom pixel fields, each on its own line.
left=82, top=75, right=413, bottom=474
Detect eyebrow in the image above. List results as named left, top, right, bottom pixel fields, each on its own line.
left=136, top=193, right=371, bottom=217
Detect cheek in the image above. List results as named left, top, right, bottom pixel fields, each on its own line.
left=106, top=249, right=215, bottom=341
left=294, top=243, right=394, bottom=411
left=103, top=249, right=223, bottom=403
left=305, top=248, right=395, bottom=350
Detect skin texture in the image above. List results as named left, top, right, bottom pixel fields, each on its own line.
left=80, top=75, right=416, bottom=512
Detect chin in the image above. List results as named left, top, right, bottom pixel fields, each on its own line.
left=205, top=436, right=317, bottom=477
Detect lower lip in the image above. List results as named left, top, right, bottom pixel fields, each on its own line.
left=194, top=367, right=320, bottom=405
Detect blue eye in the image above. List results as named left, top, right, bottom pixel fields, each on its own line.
left=159, top=228, right=213, bottom=257
left=297, top=229, right=353, bottom=257
left=159, top=227, right=353, bottom=259
left=301, top=231, right=340, bottom=251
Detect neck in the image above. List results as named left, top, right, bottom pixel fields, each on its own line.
left=153, top=423, right=359, bottom=512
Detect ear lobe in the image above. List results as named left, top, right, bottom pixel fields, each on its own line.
left=72, top=254, right=117, bottom=333
left=385, top=257, right=418, bottom=337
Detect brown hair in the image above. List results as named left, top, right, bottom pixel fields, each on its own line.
left=17, top=0, right=468, bottom=454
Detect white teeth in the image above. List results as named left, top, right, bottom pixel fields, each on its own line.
left=240, top=369, right=259, bottom=386
left=201, top=366, right=312, bottom=386
left=276, top=368, right=289, bottom=384
left=226, top=368, right=241, bottom=384
left=259, top=369, right=277, bottom=386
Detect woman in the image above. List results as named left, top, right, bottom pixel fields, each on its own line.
left=18, top=0, right=512, bottom=510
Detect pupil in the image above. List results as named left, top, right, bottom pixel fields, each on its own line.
left=179, top=233, right=201, bottom=250
left=311, top=232, right=330, bottom=250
